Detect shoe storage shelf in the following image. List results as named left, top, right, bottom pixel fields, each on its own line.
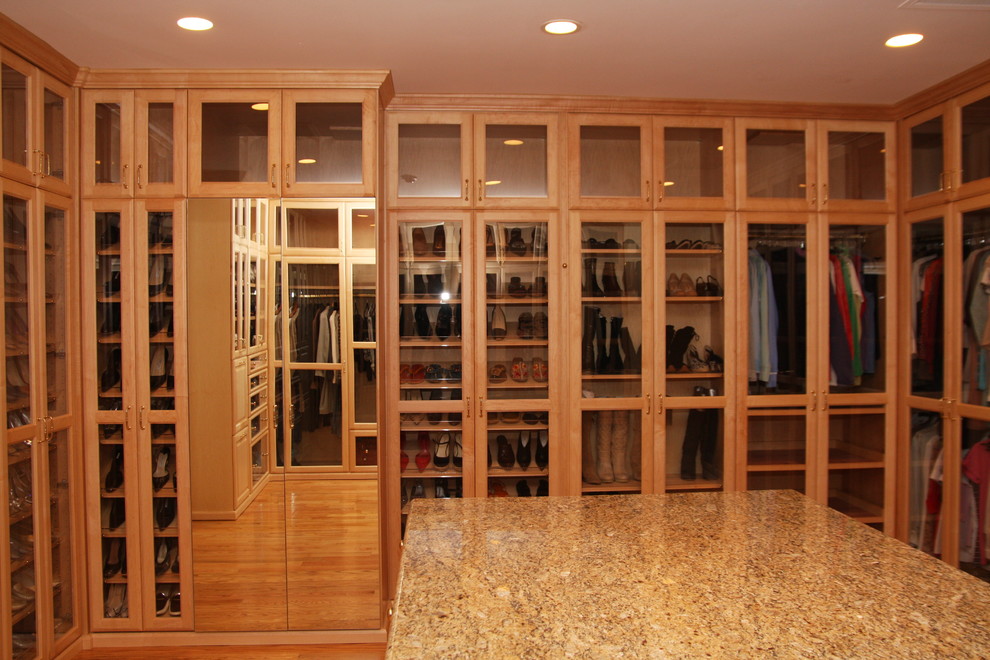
left=188, top=198, right=272, bottom=520
left=739, top=214, right=895, bottom=531
left=3, top=181, right=83, bottom=660
left=390, top=209, right=559, bottom=532
left=81, top=198, right=192, bottom=630
left=1, top=47, right=73, bottom=198
left=270, top=199, right=378, bottom=475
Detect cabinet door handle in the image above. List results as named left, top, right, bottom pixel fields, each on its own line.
left=285, top=164, right=291, bottom=188
left=645, top=394, right=651, bottom=415
left=822, top=182, right=828, bottom=205
left=466, top=397, right=471, bottom=418
left=658, top=180, right=665, bottom=203
left=122, top=164, right=129, bottom=189
left=139, top=406, right=147, bottom=430
left=34, top=149, right=43, bottom=177
left=658, top=394, right=664, bottom=415
left=646, top=180, right=651, bottom=204
left=810, top=390, right=817, bottom=411
left=822, top=393, right=829, bottom=411
left=478, top=397, right=484, bottom=418
left=125, top=405, right=133, bottom=430
left=477, top=179, right=483, bottom=202
left=271, top=164, right=277, bottom=188
left=809, top=182, right=816, bottom=207
left=46, top=152, right=52, bottom=177
left=136, top=164, right=143, bottom=189
left=463, top=179, right=469, bottom=201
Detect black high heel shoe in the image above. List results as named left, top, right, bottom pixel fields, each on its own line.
left=104, top=538, right=124, bottom=579
left=100, top=347, right=122, bottom=392
left=433, top=433, right=451, bottom=468
left=155, top=498, right=177, bottom=530
left=105, top=447, right=124, bottom=492
left=152, top=447, right=171, bottom=491
left=534, top=431, right=549, bottom=470
left=516, top=432, right=531, bottom=469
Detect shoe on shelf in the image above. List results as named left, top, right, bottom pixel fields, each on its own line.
left=152, top=447, right=171, bottom=491
left=489, top=305, right=507, bottom=339
left=517, top=432, right=532, bottom=469
left=490, top=480, right=509, bottom=497
left=510, top=357, right=529, bottom=383
left=156, top=586, right=173, bottom=616
left=415, top=432, right=431, bottom=471
left=535, top=431, right=549, bottom=469
left=452, top=434, right=463, bottom=468
left=488, top=363, right=507, bottom=384
left=532, top=357, right=548, bottom=383
left=496, top=435, right=515, bottom=468
left=507, top=228, right=527, bottom=256
left=432, top=225, right=446, bottom=257
left=536, top=479, right=549, bottom=496
left=517, top=480, right=532, bottom=496
left=155, top=497, right=177, bottom=530
left=517, top=312, right=534, bottom=339
left=433, top=432, right=451, bottom=468
left=706, top=275, right=723, bottom=296
left=533, top=311, right=548, bottom=339
left=411, top=228, right=428, bottom=257
left=104, top=447, right=124, bottom=492
left=103, top=538, right=124, bottom=579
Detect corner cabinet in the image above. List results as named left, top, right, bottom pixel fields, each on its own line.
left=3, top=181, right=83, bottom=660
left=81, top=199, right=192, bottom=630
left=188, top=88, right=380, bottom=198
left=188, top=198, right=271, bottom=519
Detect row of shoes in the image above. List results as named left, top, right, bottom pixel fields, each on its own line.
left=102, top=495, right=178, bottom=532
left=493, top=307, right=548, bottom=341
left=665, top=238, right=722, bottom=250
left=400, top=478, right=464, bottom=506
left=580, top=311, right=641, bottom=375
left=399, top=273, right=456, bottom=297
left=490, top=411, right=549, bottom=425
left=583, top=258, right=641, bottom=298
left=104, top=584, right=129, bottom=618
left=11, top=570, right=35, bottom=614
left=401, top=431, right=463, bottom=472
left=399, top=363, right=462, bottom=384
left=410, top=226, right=458, bottom=258
left=666, top=272, right=722, bottom=297
left=666, top=325, right=723, bottom=373
left=149, top=345, right=174, bottom=391
left=489, top=431, right=549, bottom=470
left=98, top=215, right=173, bottom=251
left=489, top=479, right=550, bottom=497
left=401, top=391, right=463, bottom=425
left=400, top=303, right=461, bottom=340
left=486, top=226, right=548, bottom=258
left=6, top=354, right=31, bottom=400
left=154, top=538, right=180, bottom=575
left=155, top=585, right=181, bottom=617
left=488, top=357, right=548, bottom=384
left=10, top=532, right=34, bottom=563
left=582, top=236, right=640, bottom=250
left=6, top=306, right=28, bottom=352
left=487, top=274, right=548, bottom=298
left=8, top=462, right=33, bottom=515
left=7, top=408, right=32, bottom=429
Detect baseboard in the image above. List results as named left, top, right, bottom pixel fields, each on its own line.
left=84, top=628, right=388, bottom=648
left=54, top=635, right=87, bottom=659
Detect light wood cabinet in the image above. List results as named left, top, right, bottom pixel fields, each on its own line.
left=386, top=111, right=561, bottom=209
left=81, top=198, right=191, bottom=631
left=1, top=48, right=72, bottom=197
left=188, top=89, right=378, bottom=198
left=80, top=89, right=186, bottom=199
left=3, top=180, right=83, bottom=659
left=187, top=198, right=271, bottom=519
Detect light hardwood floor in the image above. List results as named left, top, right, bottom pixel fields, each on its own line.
left=74, top=643, right=386, bottom=659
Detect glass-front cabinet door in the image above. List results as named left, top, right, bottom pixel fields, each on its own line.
left=903, top=105, right=951, bottom=210
left=907, top=211, right=946, bottom=401
left=188, top=90, right=281, bottom=196
left=957, top=82, right=990, bottom=200
left=737, top=119, right=815, bottom=211
left=82, top=90, right=134, bottom=198
left=388, top=112, right=472, bottom=208
left=282, top=90, right=376, bottom=197
left=133, top=90, right=185, bottom=198
left=569, top=115, right=652, bottom=209
left=818, top=121, right=895, bottom=212
left=653, top=117, right=734, bottom=210
left=472, top=114, right=559, bottom=208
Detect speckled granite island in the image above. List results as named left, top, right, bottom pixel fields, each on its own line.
left=387, top=490, right=990, bottom=658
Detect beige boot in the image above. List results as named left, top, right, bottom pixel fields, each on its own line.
left=628, top=411, right=642, bottom=481
left=582, top=412, right=601, bottom=484
left=611, top=410, right=630, bottom=482
left=596, top=410, right=614, bottom=482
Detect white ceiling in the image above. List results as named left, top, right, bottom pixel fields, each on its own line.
left=3, top=0, right=990, bottom=105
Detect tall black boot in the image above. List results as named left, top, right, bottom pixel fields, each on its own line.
left=623, top=261, right=640, bottom=297
left=667, top=325, right=696, bottom=372
left=595, top=314, right=609, bottom=374
left=679, top=388, right=708, bottom=480
left=601, top=262, right=622, bottom=297
left=584, top=258, right=604, bottom=297
left=666, top=324, right=675, bottom=368
left=700, top=408, right=720, bottom=480
left=607, top=317, right=624, bottom=373
left=619, top=326, right=639, bottom=372
left=582, top=306, right=598, bottom=373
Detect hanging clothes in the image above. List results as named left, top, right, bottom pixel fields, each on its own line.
left=748, top=248, right=778, bottom=388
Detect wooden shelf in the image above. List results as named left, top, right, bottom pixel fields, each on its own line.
left=665, top=476, right=722, bottom=491
left=485, top=296, right=549, bottom=305
left=582, top=481, right=641, bottom=494
left=666, top=372, right=724, bottom=379
left=665, top=296, right=723, bottom=302
left=400, top=469, right=464, bottom=478
left=487, top=381, right=549, bottom=389
left=580, top=248, right=641, bottom=255
left=580, top=296, right=641, bottom=303
left=666, top=248, right=722, bottom=255
left=487, top=467, right=549, bottom=478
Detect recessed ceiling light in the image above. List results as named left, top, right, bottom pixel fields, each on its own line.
left=250, top=103, right=269, bottom=111
left=885, top=33, right=924, bottom=47
left=298, top=158, right=317, bottom=164
left=543, top=19, right=580, bottom=35
left=504, top=139, right=524, bottom=146
left=177, top=17, right=213, bottom=31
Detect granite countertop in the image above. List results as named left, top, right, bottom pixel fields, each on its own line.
left=387, top=490, right=990, bottom=658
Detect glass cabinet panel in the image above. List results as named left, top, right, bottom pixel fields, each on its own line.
left=828, top=224, right=887, bottom=394
left=911, top=117, right=944, bottom=198
left=397, top=220, right=464, bottom=404
left=483, top=125, right=548, bottom=199
left=746, top=412, right=807, bottom=493
left=827, top=408, right=885, bottom=525
left=8, top=438, right=38, bottom=655
left=352, top=263, right=377, bottom=425
left=962, top=206, right=990, bottom=405
left=664, top=223, right=725, bottom=397
left=98, top=420, right=129, bottom=621
left=4, top=193, right=31, bottom=428
left=200, top=102, right=269, bottom=183
left=910, top=217, right=944, bottom=399
left=47, top=429, right=75, bottom=640
left=350, top=207, right=375, bottom=251
left=94, top=103, right=123, bottom=185
left=484, top=219, right=549, bottom=401
left=826, top=131, right=886, bottom=201
left=962, top=93, right=990, bottom=185
left=249, top=246, right=266, bottom=352
left=745, top=129, right=806, bottom=199
left=44, top=203, right=69, bottom=416
left=663, top=127, right=724, bottom=198
left=960, top=417, right=990, bottom=583
left=285, top=263, right=343, bottom=467
left=146, top=102, right=174, bottom=185
left=580, top=221, right=643, bottom=398
left=2, top=63, right=28, bottom=168
left=397, top=124, right=463, bottom=198
left=580, top=409, right=642, bottom=493
left=150, top=423, right=180, bottom=618
left=907, top=409, right=942, bottom=557
left=747, top=224, right=808, bottom=395
left=666, top=405, right=723, bottom=490
left=42, top=83, right=67, bottom=183
left=147, top=211, right=176, bottom=404
left=398, top=412, right=463, bottom=535
left=294, top=102, right=362, bottom=184
left=485, top=409, right=550, bottom=497
left=286, top=205, right=339, bottom=250
left=579, top=125, right=641, bottom=198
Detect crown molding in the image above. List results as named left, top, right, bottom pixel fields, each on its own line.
left=0, top=12, right=78, bottom=84
left=76, top=68, right=393, bottom=91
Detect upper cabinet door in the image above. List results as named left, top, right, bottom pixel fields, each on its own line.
left=956, top=81, right=990, bottom=200
left=133, top=90, right=186, bottom=198
left=386, top=111, right=472, bottom=208
left=653, top=117, right=734, bottom=211
left=568, top=114, right=653, bottom=210
left=281, top=89, right=376, bottom=198
left=902, top=104, right=952, bottom=211
left=81, top=90, right=135, bottom=198
left=1, top=50, right=36, bottom=186
left=472, top=113, right=560, bottom=209
left=817, top=120, right=895, bottom=213
left=38, top=72, right=72, bottom=197
left=736, top=118, right=815, bottom=212
left=188, top=90, right=282, bottom=197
